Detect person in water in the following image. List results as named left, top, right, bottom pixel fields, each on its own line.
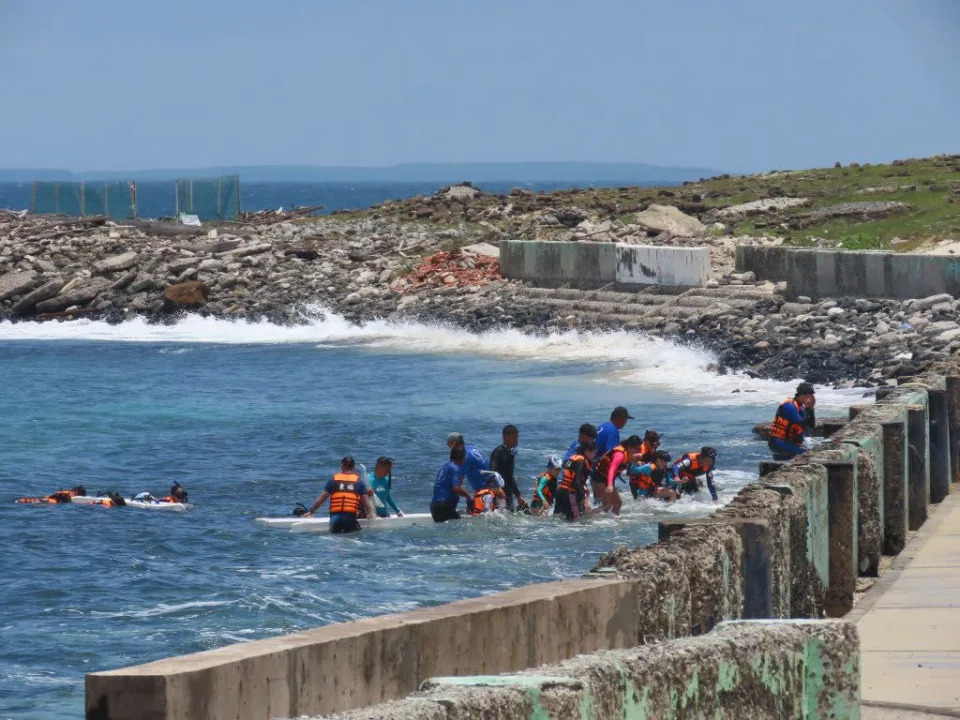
left=303, top=456, right=375, bottom=533
left=564, top=423, right=597, bottom=461
left=637, top=430, right=661, bottom=464
left=133, top=483, right=188, bottom=504
left=490, top=424, right=527, bottom=511
left=769, top=382, right=817, bottom=460
left=469, top=472, right=506, bottom=515
left=15, top=486, right=86, bottom=504
left=554, top=440, right=597, bottom=521
left=529, top=455, right=562, bottom=516
left=367, top=456, right=403, bottom=518
left=595, top=406, right=634, bottom=457
left=628, top=450, right=679, bottom=501
left=447, top=432, right=490, bottom=494
left=592, top=434, right=644, bottom=515
left=673, top=447, right=719, bottom=502
left=431, top=445, right=472, bottom=522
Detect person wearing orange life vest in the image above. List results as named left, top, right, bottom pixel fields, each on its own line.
left=554, top=440, right=597, bottom=521
left=15, top=486, right=86, bottom=504
left=591, top=434, right=643, bottom=515
left=628, top=450, right=678, bottom=501
left=637, top=430, right=661, bottom=464
left=158, top=482, right=188, bottom=504
left=303, top=456, right=375, bottom=534
left=469, top=474, right=506, bottom=515
left=529, top=455, right=562, bottom=516
left=769, top=382, right=816, bottom=460
left=673, top=447, right=719, bottom=502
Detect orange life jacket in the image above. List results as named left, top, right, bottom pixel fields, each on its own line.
left=593, top=445, right=628, bottom=481
left=560, top=455, right=590, bottom=492
left=770, top=399, right=806, bottom=444
left=329, top=472, right=362, bottom=516
left=637, top=441, right=658, bottom=464
left=535, top=473, right=556, bottom=504
left=628, top=464, right=659, bottom=491
left=677, top=452, right=710, bottom=479
left=16, top=489, right=77, bottom=504
left=470, top=488, right=495, bottom=515
left=158, top=495, right=180, bottom=503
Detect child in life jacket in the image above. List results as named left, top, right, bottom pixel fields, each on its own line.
left=469, top=472, right=506, bottom=515
left=627, top=450, right=679, bottom=502
left=529, top=456, right=561, bottom=516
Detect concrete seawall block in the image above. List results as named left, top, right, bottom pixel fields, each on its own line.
left=736, top=245, right=960, bottom=300
left=500, top=240, right=709, bottom=289
left=831, top=420, right=886, bottom=576
left=323, top=620, right=861, bottom=720
left=792, top=446, right=859, bottom=617
left=615, top=245, right=709, bottom=287
left=761, top=466, right=830, bottom=618
left=850, top=404, right=909, bottom=556
left=86, top=579, right=639, bottom=720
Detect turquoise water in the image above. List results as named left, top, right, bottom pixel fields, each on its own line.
left=0, top=314, right=862, bottom=719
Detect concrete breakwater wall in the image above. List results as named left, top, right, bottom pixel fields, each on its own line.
left=736, top=245, right=960, bottom=300
left=86, top=375, right=960, bottom=720
left=499, top=240, right=710, bottom=289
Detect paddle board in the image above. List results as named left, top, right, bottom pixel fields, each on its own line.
left=70, top=496, right=189, bottom=512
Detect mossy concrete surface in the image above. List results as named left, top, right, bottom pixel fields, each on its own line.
left=318, top=620, right=860, bottom=720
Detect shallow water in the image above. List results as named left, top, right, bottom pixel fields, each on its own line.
left=0, top=314, right=866, bottom=719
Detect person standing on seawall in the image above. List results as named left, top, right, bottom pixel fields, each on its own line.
left=446, top=432, right=489, bottom=495
left=595, top=406, right=634, bottom=457
left=490, top=424, right=528, bottom=511
left=768, top=382, right=816, bottom=460
left=431, top=445, right=472, bottom=522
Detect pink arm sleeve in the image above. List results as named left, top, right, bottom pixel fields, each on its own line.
left=607, top=450, right=626, bottom=487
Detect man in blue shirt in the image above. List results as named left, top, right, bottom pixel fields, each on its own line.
left=595, top=406, right=634, bottom=457
left=564, top=423, right=598, bottom=461
left=431, top=446, right=472, bottom=522
left=769, top=383, right=816, bottom=460
left=447, top=432, right=489, bottom=493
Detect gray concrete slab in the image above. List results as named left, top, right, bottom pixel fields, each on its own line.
left=852, top=486, right=960, bottom=713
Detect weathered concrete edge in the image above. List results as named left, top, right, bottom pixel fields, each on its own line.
left=85, top=578, right=641, bottom=719
left=320, top=620, right=861, bottom=720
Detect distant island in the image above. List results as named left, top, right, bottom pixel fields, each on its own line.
left=0, top=161, right=719, bottom=184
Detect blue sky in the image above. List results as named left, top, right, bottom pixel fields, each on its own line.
left=0, top=0, right=957, bottom=172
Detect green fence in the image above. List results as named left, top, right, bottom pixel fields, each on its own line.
left=174, top=176, right=241, bottom=221
left=31, top=181, right=137, bottom=220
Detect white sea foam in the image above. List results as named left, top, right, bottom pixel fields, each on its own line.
left=0, top=309, right=870, bottom=408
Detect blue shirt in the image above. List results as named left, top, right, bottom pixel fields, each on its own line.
left=432, top=461, right=465, bottom=504
left=368, top=472, right=400, bottom=517
left=461, top=444, right=489, bottom=492
left=595, top=421, right=621, bottom=457
left=564, top=439, right=580, bottom=461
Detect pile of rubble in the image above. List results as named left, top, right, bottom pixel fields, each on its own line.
left=403, top=248, right=500, bottom=289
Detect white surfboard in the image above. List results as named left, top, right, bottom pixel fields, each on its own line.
left=70, top=496, right=189, bottom=512
left=256, top=512, right=436, bottom=532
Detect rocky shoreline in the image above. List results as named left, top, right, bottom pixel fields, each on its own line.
left=2, top=180, right=959, bottom=386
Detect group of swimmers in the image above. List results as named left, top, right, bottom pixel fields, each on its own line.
left=300, top=406, right=719, bottom=533
left=15, top=483, right=189, bottom=507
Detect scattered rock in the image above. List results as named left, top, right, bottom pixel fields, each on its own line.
left=634, top=204, right=707, bottom=237
left=163, top=281, right=208, bottom=312
left=92, top=251, right=138, bottom=275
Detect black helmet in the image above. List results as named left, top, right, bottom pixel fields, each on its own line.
left=644, top=430, right=661, bottom=444
left=624, top=434, right=643, bottom=448
left=701, top=446, right=718, bottom=460
left=654, top=450, right=672, bottom=463
left=796, top=382, right=815, bottom=396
